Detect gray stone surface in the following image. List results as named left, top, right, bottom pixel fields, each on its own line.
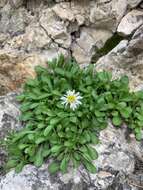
left=117, top=10, right=143, bottom=36
left=96, top=23, right=143, bottom=91
left=0, top=93, right=21, bottom=175
left=0, top=93, right=143, bottom=190
left=1, top=0, right=143, bottom=94
left=127, top=0, right=143, bottom=8
left=0, top=0, right=115, bottom=93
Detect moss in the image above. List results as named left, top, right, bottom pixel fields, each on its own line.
left=92, top=33, right=124, bottom=63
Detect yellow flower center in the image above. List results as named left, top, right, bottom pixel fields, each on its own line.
left=67, top=95, right=76, bottom=103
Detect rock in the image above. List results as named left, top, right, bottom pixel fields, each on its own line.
left=128, top=24, right=143, bottom=51
left=0, top=4, right=33, bottom=35
left=0, top=50, right=67, bottom=95
left=0, top=93, right=142, bottom=190
left=90, top=0, right=127, bottom=32
left=95, top=43, right=142, bottom=90
left=0, top=92, right=21, bottom=175
left=0, top=0, right=7, bottom=8
left=72, top=27, right=112, bottom=64
left=9, top=0, right=24, bottom=8
left=0, top=33, right=10, bottom=45
left=140, top=2, right=143, bottom=8
left=127, top=0, right=143, bottom=8
left=52, top=2, right=87, bottom=26
left=95, top=123, right=135, bottom=174
left=117, top=10, right=143, bottom=36
left=96, top=23, right=143, bottom=90
left=39, top=8, right=72, bottom=49
left=0, top=92, right=20, bottom=139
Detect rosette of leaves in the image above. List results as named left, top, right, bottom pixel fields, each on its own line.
left=5, top=55, right=143, bottom=174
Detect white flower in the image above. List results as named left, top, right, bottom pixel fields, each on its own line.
left=61, top=90, right=82, bottom=110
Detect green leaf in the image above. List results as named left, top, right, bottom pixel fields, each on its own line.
left=60, top=157, right=68, bottom=173
left=79, top=136, right=87, bottom=144
left=41, top=75, right=52, bottom=89
left=37, top=123, right=45, bottom=129
left=28, top=134, right=35, bottom=140
left=111, top=111, right=119, bottom=116
left=57, top=112, right=68, bottom=118
left=74, top=152, right=81, bottom=161
left=52, top=90, right=61, bottom=96
left=120, top=76, right=129, bottom=86
left=6, top=160, right=18, bottom=169
left=44, top=125, right=54, bottom=136
left=120, top=107, right=132, bottom=118
left=42, top=149, right=50, bottom=158
left=35, top=137, right=45, bottom=144
left=112, top=116, right=122, bottom=126
left=30, top=103, right=39, bottom=109
left=117, top=102, right=127, bottom=109
left=37, top=94, right=49, bottom=100
left=34, top=147, right=43, bottom=167
left=15, top=161, right=25, bottom=173
left=16, top=95, right=25, bottom=101
left=35, top=65, right=46, bottom=74
left=84, top=131, right=90, bottom=142
left=18, top=144, right=29, bottom=150
left=20, top=103, right=30, bottom=112
left=55, top=68, right=65, bottom=76
left=81, top=152, right=93, bottom=162
left=72, top=158, right=80, bottom=169
left=20, top=112, right=33, bottom=121
left=48, top=162, right=59, bottom=174
left=86, top=146, right=98, bottom=160
left=137, top=114, right=143, bottom=121
left=12, top=130, right=35, bottom=142
left=90, top=133, right=99, bottom=144
left=135, top=133, right=142, bottom=141
left=83, top=160, right=97, bottom=174
left=26, top=79, right=38, bottom=87
left=50, top=118, right=60, bottom=125
left=95, top=111, right=105, bottom=117
left=64, top=141, right=73, bottom=147
left=51, top=145, right=62, bottom=153
left=70, top=117, right=77, bottom=123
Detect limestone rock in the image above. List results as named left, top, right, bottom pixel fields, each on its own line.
left=39, top=8, right=72, bottom=49
left=90, top=0, right=127, bottom=31
left=9, top=0, right=24, bottom=8
left=127, top=0, right=143, bottom=8
left=140, top=2, right=143, bottom=8
left=0, top=93, right=21, bottom=175
left=0, top=50, right=67, bottom=95
left=0, top=0, right=7, bottom=8
left=96, top=23, right=143, bottom=90
left=117, top=10, right=143, bottom=36
left=0, top=94, right=142, bottom=190
left=0, top=4, right=33, bottom=35
left=128, top=24, right=143, bottom=51
left=72, top=27, right=112, bottom=64
left=52, top=2, right=87, bottom=26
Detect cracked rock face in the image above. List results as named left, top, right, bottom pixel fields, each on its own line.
left=96, top=23, right=143, bottom=91
left=0, top=93, right=143, bottom=190
left=117, top=10, right=143, bottom=36
left=0, top=0, right=142, bottom=94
